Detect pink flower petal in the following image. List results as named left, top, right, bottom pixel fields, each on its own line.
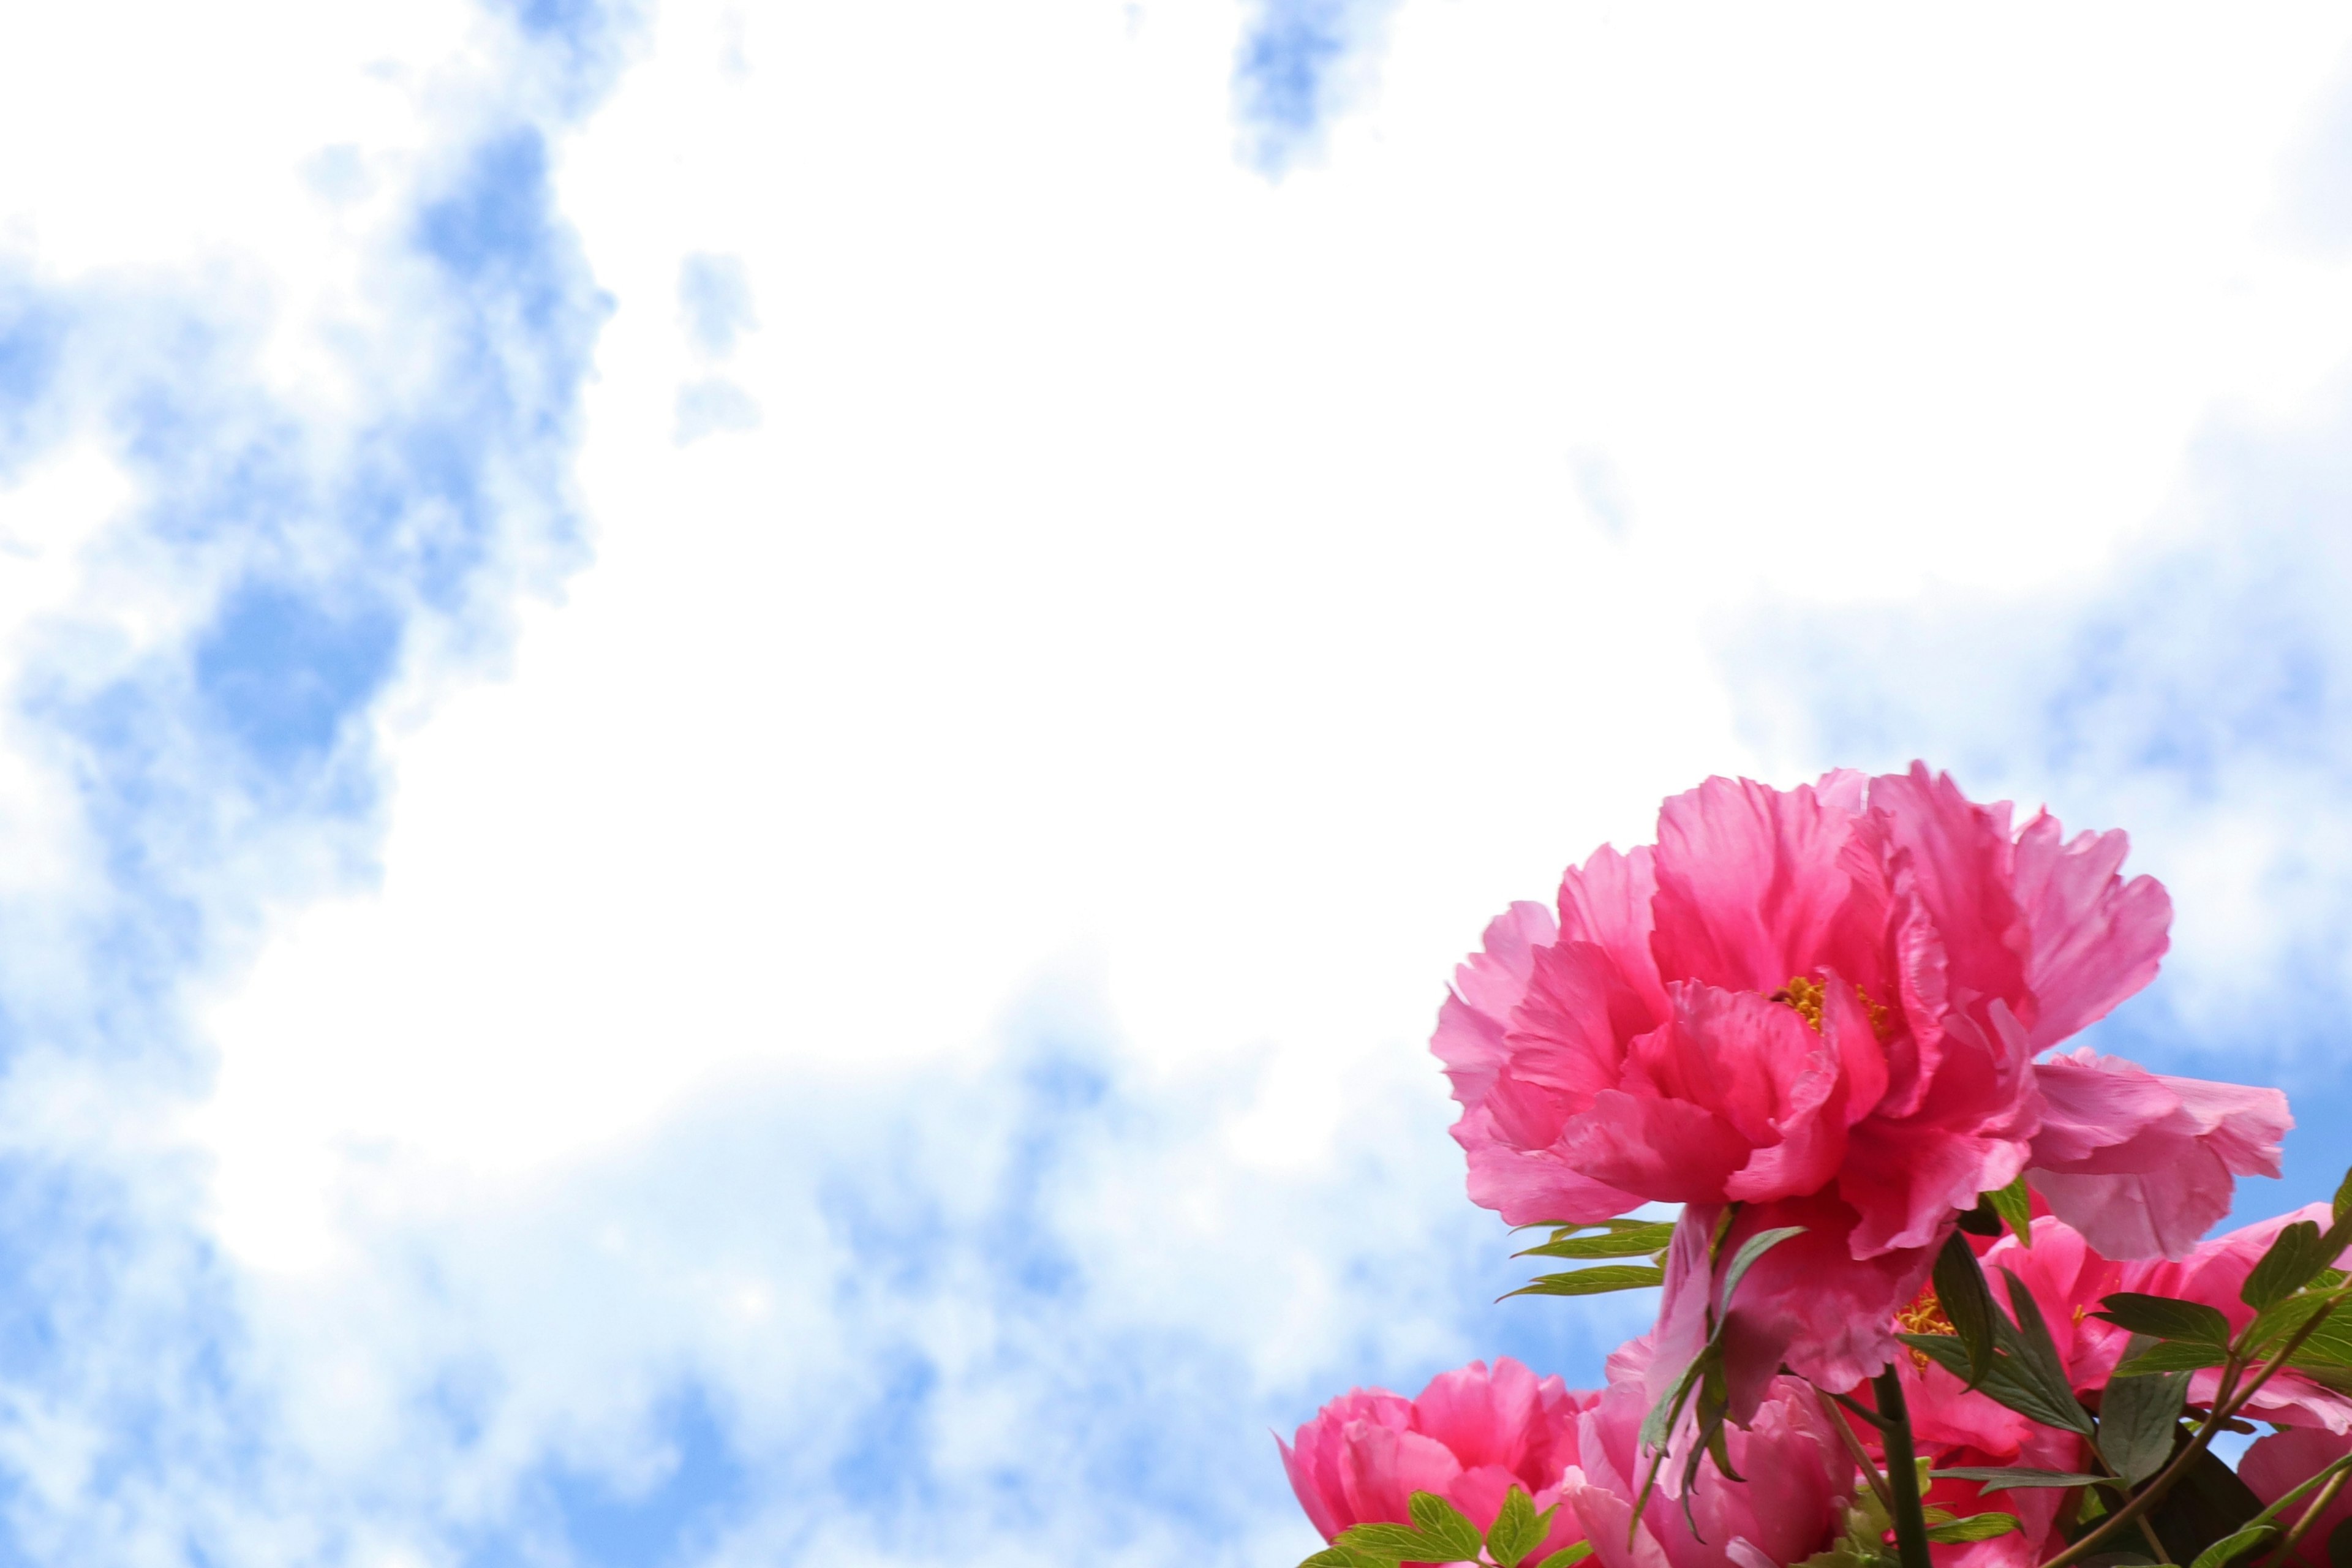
left=2027, top=1050, right=2290, bottom=1259
left=2010, top=813, right=2171, bottom=1049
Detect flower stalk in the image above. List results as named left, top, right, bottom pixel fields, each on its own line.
left=1873, top=1368, right=1934, bottom=1568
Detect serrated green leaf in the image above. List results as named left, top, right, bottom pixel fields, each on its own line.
left=1298, top=1550, right=1366, bottom=1568
left=1487, top=1486, right=1553, bottom=1568
left=1719, top=1226, right=1807, bottom=1313
left=1928, top=1467, right=2108, bottom=1491
left=1926, top=1512, right=2020, bottom=1543
left=1934, top=1230, right=1999, bottom=1389
left=2246, top=1221, right=2329, bottom=1310
left=1532, top=1545, right=1593, bottom=1568
left=1516, top=1225, right=1679, bottom=1261
left=1409, top=1491, right=1482, bottom=1562
left=2115, top=1339, right=2230, bottom=1376
left=1986, top=1176, right=2034, bottom=1246
left=2187, top=1523, right=2274, bottom=1568
left=2093, top=1292, right=2235, bottom=1348
left=2097, top=1351, right=2190, bottom=1488
left=1502, top=1265, right=1667, bottom=1300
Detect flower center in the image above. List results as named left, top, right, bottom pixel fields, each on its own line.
left=1894, top=1283, right=1955, bottom=1370
left=1770, top=976, right=1828, bottom=1029
left=1769, top=974, right=1894, bottom=1039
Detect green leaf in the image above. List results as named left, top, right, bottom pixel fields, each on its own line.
left=1502, top=1265, right=1666, bottom=1300
left=2245, top=1291, right=2343, bottom=1357
left=1928, top=1467, right=2108, bottom=1491
left=2114, top=1338, right=2230, bottom=1376
left=1408, top=1492, right=1483, bottom=1564
left=2097, top=1352, right=2191, bottom=1488
left=2328, top=1515, right=2352, bottom=1568
left=1330, top=1523, right=1426, bottom=1564
left=1487, top=1486, right=1553, bottom=1568
left=1532, top=1545, right=1594, bottom=1568
left=1996, top=1268, right=2097, bottom=1436
left=1900, top=1333, right=2093, bottom=1436
left=1934, top=1229, right=2000, bottom=1389
left=1926, top=1513, right=2020, bottom=1543
left=1719, top=1226, right=1808, bottom=1313
left=1986, top=1176, right=2034, bottom=1246
left=2187, top=1524, right=2275, bottom=1568
left=1637, top=1345, right=1706, bottom=1458
left=2334, top=1165, right=2352, bottom=1225
left=2246, top=1222, right=2329, bottom=1310
left=2093, top=1292, right=2235, bottom=1348
left=1956, top=1197, right=2006, bottom=1238
left=1516, top=1224, right=1678, bottom=1261
left=2294, top=1309, right=2352, bottom=1367
left=1298, top=1551, right=1366, bottom=1568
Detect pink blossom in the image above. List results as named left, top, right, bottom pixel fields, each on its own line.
left=1435, top=764, right=2286, bottom=1399
left=1560, top=1335, right=1852, bottom=1568
left=2241, top=1427, right=2352, bottom=1568
left=1281, top=1358, right=1593, bottom=1562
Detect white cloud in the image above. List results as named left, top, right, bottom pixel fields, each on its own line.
left=4, top=1, right=2352, bottom=1562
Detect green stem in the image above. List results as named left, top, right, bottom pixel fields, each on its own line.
left=1874, top=1368, right=1934, bottom=1568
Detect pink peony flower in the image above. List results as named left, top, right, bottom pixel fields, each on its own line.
left=1561, top=1334, right=1853, bottom=1568
left=1281, top=1357, right=1594, bottom=1562
left=1436, top=764, right=2288, bottom=1401
left=2241, top=1427, right=2352, bottom=1568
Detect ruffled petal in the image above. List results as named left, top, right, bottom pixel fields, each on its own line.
left=1433, top=900, right=1559, bottom=1110
left=2027, top=1050, right=2290, bottom=1259
left=2009, top=812, right=2172, bottom=1050
left=1648, top=774, right=1883, bottom=995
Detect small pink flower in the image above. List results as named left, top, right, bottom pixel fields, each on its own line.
left=1560, top=1334, right=1853, bottom=1568
left=1436, top=764, right=2287, bottom=1401
left=1281, top=1358, right=1593, bottom=1562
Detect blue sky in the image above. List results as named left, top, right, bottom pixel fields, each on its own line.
left=4, top=3, right=2352, bottom=1565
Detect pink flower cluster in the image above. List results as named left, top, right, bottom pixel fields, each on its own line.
left=1280, top=766, right=2352, bottom=1568
left=1285, top=1349, right=1850, bottom=1568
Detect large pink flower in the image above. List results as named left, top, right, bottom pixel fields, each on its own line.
left=1281, top=1358, right=1593, bottom=1562
left=1435, top=765, right=2287, bottom=1401
left=1561, top=1334, right=1852, bottom=1568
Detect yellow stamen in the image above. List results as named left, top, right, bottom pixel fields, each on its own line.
left=1770, top=976, right=1826, bottom=1030
left=1770, top=974, right=1895, bottom=1040
left=1894, top=1284, right=1956, bottom=1370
